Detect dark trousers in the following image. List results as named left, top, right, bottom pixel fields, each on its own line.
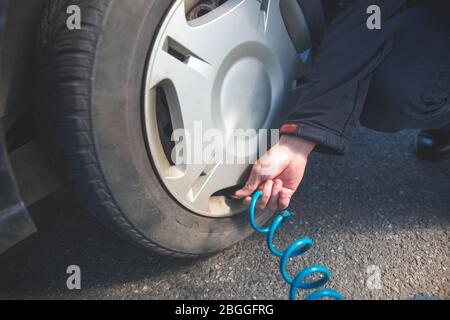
left=286, top=0, right=450, bottom=154
left=361, top=2, right=450, bottom=132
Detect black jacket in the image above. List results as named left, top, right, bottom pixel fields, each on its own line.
left=283, top=0, right=405, bottom=154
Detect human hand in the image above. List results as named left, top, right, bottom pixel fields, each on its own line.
left=235, top=135, right=315, bottom=211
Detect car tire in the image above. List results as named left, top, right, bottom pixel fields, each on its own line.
left=34, top=0, right=324, bottom=257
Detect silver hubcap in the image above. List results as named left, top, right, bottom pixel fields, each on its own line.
left=144, top=0, right=312, bottom=217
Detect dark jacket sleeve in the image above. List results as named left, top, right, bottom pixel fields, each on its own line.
left=283, top=0, right=405, bottom=154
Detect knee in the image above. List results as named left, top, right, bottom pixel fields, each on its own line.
left=361, top=71, right=450, bottom=132
left=360, top=72, right=409, bottom=133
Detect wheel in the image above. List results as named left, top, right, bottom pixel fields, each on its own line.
left=34, top=0, right=323, bottom=257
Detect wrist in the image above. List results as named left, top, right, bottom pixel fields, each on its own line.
left=279, top=135, right=316, bottom=158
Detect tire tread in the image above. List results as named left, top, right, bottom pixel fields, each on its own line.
left=35, top=0, right=199, bottom=258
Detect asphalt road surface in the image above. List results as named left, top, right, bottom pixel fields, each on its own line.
left=0, top=127, right=449, bottom=300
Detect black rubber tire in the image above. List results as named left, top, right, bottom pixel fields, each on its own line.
left=34, top=0, right=276, bottom=258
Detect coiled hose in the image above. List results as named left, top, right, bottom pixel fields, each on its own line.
left=249, top=190, right=344, bottom=300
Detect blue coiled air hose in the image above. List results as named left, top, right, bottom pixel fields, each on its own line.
left=249, top=190, right=344, bottom=300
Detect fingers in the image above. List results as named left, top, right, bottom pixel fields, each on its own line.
left=268, top=179, right=283, bottom=211
left=242, top=180, right=292, bottom=212
left=278, top=190, right=293, bottom=210
left=235, top=162, right=264, bottom=199
left=241, top=180, right=273, bottom=209
left=258, top=180, right=273, bottom=210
